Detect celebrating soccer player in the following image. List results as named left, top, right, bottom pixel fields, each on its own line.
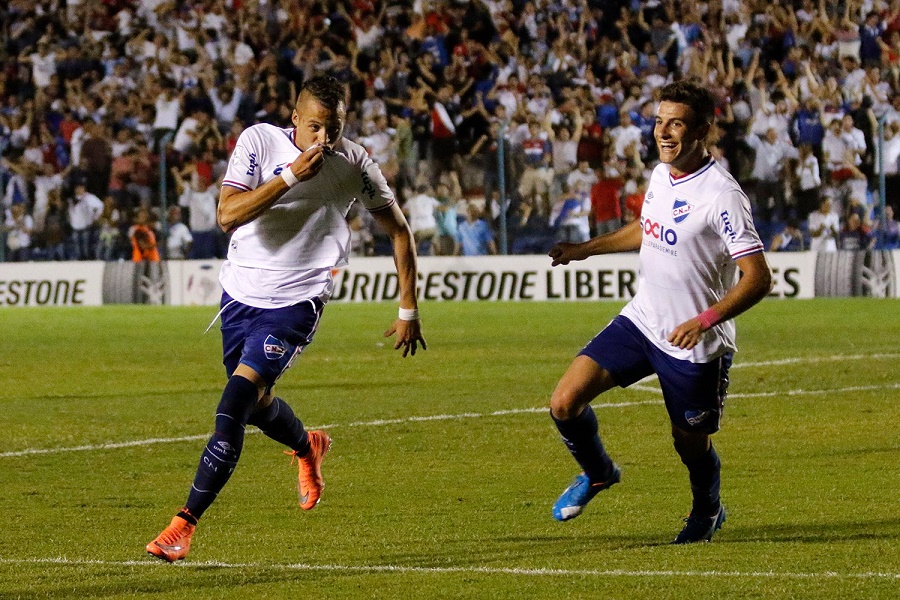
left=547, top=80, right=772, bottom=543
left=147, top=75, right=426, bottom=562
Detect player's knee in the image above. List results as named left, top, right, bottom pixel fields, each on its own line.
left=550, top=388, right=586, bottom=421
left=216, top=375, right=260, bottom=425
left=671, top=427, right=710, bottom=460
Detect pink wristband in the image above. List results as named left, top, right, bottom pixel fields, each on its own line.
left=697, top=308, right=722, bottom=331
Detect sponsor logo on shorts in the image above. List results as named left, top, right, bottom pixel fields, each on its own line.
left=685, top=410, right=711, bottom=426
left=672, top=198, right=693, bottom=223
left=264, top=335, right=286, bottom=360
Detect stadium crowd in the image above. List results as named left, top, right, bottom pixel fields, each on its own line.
left=2, top=0, right=900, bottom=263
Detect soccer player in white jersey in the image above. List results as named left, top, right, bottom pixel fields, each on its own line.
left=147, top=76, right=426, bottom=562
left=546, top=80, right=772, bottom=544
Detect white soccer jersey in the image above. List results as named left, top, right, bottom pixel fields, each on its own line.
left=620, top=158, right=764, bottom=363
left=220, top=124, right=395, bottom=308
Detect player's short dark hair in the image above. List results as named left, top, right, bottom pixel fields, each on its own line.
left=659, top=80, right=715, bottom=127
left=299, top=75, right=346, bottom=110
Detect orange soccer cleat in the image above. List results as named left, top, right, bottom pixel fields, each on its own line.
left=285, top=430, right=331, bottom=510
left=146, top=515, right=196, bottom=562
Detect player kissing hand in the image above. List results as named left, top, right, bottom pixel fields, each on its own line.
left=289, top=144, right=327, bottom=182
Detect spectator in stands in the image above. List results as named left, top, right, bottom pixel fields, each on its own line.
left=403, top=183, right=441, bottom=256
left=875, top=204, right=899, bottom=249
left=546, top=111, right=584, bottom=196
left=769, top=219, right=806, bottom=252
left=576, top=108, right=604, bottom=168
left=34, top=189, right=69, bottom=261
left=808, top=194, right=841, bottom=253
left=165, top=205, right=193, bottom=260
left=840, top=212, right=875, bottom=250
left=152, top=80, right=182, bottom=151
left=517, top=116, right=554, bottom=220
left=129, top=207, right=160, bottom=263
left=108, top=146, right=138, bottom=210
left=455, top=203, right=497, bottom=256
left=745, top=127, right=799, bottom=223
left=567, top=160, right=599, bottom=198
left=589, top=158, right=624, bottom=236
left=550, top=180, right=592, bottom=244
left=609, top=109, right=643, bottom=161
left=1, top=157, right=31, bottom=211
left=359, top=114, right=398, bottom=186
left=96, top=195, right=123, bottom=261
left=623, top=175, right=648, bottom=224
left=3, top=202, right=33, bottom=262
left=433, top=176, right=461, bottom=256
left=468, top=119, right=508, bottom=213
left=791, top=96, right=826, bottom=158
left=429, top=84, right=461, bottom=183
left=173, top=164, right=219, bottom=260
left=78, top=120, right=113, bottom=199
left=794, top=143, right=823, bottom=219
left=67, top=181, right=104, bottom=260
left=172, top=108, right=217, bottom=159
left=32, top=162, right=66, bottom=236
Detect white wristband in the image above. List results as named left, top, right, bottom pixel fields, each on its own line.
left=281, top=168, right=299, bottom=188
left=398, top=307, right=419, bottom=321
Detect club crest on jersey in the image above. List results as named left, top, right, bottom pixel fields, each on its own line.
left=672, top=198, right=693, bottom=223
left=264, top=335, right=286, bottom=360
left=231, top=145, right=244, bottom=166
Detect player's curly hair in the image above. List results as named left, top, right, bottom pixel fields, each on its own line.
left=659, top=80, right=715, bottom=127
left=299, top=75, right=347, bottom=111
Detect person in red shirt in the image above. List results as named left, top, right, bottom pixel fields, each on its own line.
left=589, top=162, right=624, bottom=235
left=623, top=176, right=648, bottom=223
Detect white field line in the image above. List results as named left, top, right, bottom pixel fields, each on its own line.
left=0, top=402, right=661, bottom=459
left=0, top=558, right=897, bottom=581
left=3, top=354, right=898, bottom=459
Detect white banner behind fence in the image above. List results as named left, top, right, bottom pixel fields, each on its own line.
left=0, top=252, right=896, bottom=307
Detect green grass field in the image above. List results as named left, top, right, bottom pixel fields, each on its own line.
left=0, top=299, right=898, bottom=599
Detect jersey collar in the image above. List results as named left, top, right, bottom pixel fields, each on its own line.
left=668, top=156, right=715, bottom=186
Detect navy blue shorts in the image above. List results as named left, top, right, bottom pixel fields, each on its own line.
left=579, top=315, right=732, bottom=434
left=219, top=291, right=324, bottom=387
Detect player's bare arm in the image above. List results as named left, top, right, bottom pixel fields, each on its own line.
left=217, top=145, right=326, bottom=233
left=549, top=219, right=643, bottom=266
left=668, top=251, right=773, bottom=350
left=372, top=203, right=427, bottom=357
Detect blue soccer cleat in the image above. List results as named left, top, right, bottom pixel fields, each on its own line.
left=552, top=466, right=621, bottom=521
left=671, top=504, right=727, bottom=544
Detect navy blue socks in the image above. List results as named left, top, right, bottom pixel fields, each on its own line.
left=552, top=405, right=617, bottom=483
left=680, top=443, right=722, bottom=516
left=184, top=375, right=258, bottom=520
left=247, top=397, right=310, bottom=455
